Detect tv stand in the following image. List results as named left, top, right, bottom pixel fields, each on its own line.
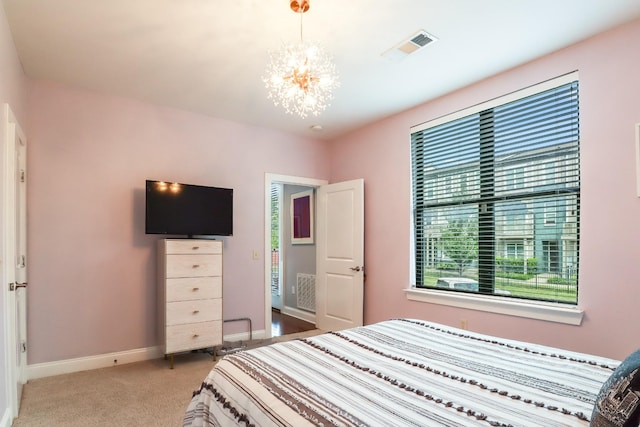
left=157, top=239, right=223, bottom=368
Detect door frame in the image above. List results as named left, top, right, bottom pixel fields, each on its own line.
left=2, top=103, right=27, bottom=420
left=263, top=173, right=327, bottom=339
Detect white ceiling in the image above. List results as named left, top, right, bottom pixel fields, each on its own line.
left=4, top=0, right=640, bottom=140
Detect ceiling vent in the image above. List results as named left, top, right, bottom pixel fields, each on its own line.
left=382, top=30, right=438, bottom=62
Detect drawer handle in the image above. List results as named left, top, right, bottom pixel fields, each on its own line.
left=192, top=246, right=199, bottom=250
left=192, top=264, right=200, bottom=268
left=192, top=287, right=200, bottom=291
left=192, top=334, right=199, bottom=338
left=192, top=310, right=200, bottom=314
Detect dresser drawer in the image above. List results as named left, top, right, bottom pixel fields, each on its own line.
left=164, top=239, right=222, bottom=255
left=166, top=299, right=222, bottom=325
left=166, top=276, right=222, bottom=302
left=165, top=254, right=222, bottom=278
left=165, top=320, right=222, bottom=353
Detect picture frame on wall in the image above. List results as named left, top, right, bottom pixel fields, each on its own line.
left=291, top=189, right=314, bottom=244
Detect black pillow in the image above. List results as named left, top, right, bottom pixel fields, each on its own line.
left=591, top=349, right=640, bottom=427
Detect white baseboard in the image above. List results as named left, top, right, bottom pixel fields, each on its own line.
left=0, top=406, right=13, bottom=427
left=281, top=306, right=316, bottom=324
left=26, top=329, right=270, bottom=380
left=27, top=346, right=164, bottom=380
left=223, top=329, right=266, bottom=342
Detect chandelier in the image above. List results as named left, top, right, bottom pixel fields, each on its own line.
left=263, top=0, right=340, bottom=119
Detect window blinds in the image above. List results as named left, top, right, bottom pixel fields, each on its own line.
left=411, top=76, right=579, bottom=304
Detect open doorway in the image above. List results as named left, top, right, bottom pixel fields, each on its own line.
left=264, top=174, right=327, bottom=338
left=269, top=183, right=284, bottom=312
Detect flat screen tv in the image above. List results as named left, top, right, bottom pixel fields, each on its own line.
left=145, top=180, right=233, bottom=237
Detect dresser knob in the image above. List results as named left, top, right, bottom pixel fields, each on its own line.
left=193, top=334, right=199, bottom=338
left=192, top=246, right=199, bottom=250
left=192, top=310, right=200, bottom=314
left=192, top=264, right=200, bottom=268
left=192, top=287, right=200, bottom=291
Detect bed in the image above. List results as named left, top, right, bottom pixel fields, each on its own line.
left=183, top=318, right=639, bottom=426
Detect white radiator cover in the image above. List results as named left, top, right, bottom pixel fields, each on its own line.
left=296, top=273, right=316, bottom=312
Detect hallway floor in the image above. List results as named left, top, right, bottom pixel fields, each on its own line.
left=271, top=310, right=316, bottom=336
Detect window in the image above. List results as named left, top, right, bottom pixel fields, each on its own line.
left=545, top=162, right=556, bottom=185
left=544, top=202, right=557, bottom=225
left=426, top=180, right=435, bottom=199
left=411, top=74, right=579, bottom=304
left=505, top=241, right=524, bottom=259
left=505, top=167, right=525, bottom=190
left=270, top=183, right=282, bottom=296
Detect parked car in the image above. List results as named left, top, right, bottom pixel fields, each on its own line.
left=436, top=277, right=478, bottom=291
left=435, top=277, right=510, bottom=295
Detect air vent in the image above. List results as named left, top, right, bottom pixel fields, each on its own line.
left=410, top=32, right=435, bottom=47
left=382, top=29, right=438, bottom=62
left=296, top=273, right=316, bottom=312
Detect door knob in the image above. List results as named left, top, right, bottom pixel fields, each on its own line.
left=349, top=266, right=362, bottom=272
left=9, top=282, right=27, bottom=291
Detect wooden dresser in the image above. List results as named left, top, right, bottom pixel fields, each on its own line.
left=157, top=239, right=223, bottom=368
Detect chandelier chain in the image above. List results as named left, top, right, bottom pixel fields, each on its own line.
left=299, top=10, right=303, bottom=43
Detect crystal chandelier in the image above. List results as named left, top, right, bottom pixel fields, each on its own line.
left=263, top=0, right=340, bottom=119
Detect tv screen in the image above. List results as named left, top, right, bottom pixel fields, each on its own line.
left=145, top=180, right=233, bottom=236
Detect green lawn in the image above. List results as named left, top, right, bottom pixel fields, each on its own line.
left=423, top=272, right=577, bottom=303
left=496, top=279, right=577, bottom=303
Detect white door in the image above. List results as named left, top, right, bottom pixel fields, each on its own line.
left=315, top=179, right=364, bottom=331
left=3, top=105, right=28, bottom=417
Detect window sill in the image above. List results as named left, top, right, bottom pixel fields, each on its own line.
left=405, top=287, right=584, bottom=326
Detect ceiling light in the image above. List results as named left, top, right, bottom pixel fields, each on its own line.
left=263, top=0, right=340, bottom=119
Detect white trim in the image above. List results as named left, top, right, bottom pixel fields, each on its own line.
left=26, top=329, right=270, bottom=380
left=1, top=105, right=13, bottom=427
left=281, top=306, right=316, bottom=324
left=0, top=408, right=11, bottom=427
left=223, top=329, right=267, bottom=343
left=264, top=173, right=327, bottom=340
left=405, top=287, right=584, bottom=325
left=411, top=71, right=579, bottom=133
left=27, top=346, right=164, bottom=380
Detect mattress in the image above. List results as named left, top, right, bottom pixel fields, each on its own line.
left=183, top=318, right=618, bottom=426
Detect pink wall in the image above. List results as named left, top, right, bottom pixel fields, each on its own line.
left=26, top=81, right=330, bottom=364
left=330, top=17, right=640, bottom=361
left=0, top=0, right=28, bottom=417
left=18, top=12, right=640, bottom=367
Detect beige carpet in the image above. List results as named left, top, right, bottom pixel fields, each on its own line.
left=13, top=329, right=323, bottom=427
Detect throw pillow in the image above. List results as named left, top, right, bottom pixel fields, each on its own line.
left=591, top=349, right=640, bottom=427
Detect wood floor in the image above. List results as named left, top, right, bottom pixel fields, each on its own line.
left=271, top=309, right=316, bottom=336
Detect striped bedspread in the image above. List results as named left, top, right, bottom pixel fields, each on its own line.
left=183, top=319, right=619, bottom=426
